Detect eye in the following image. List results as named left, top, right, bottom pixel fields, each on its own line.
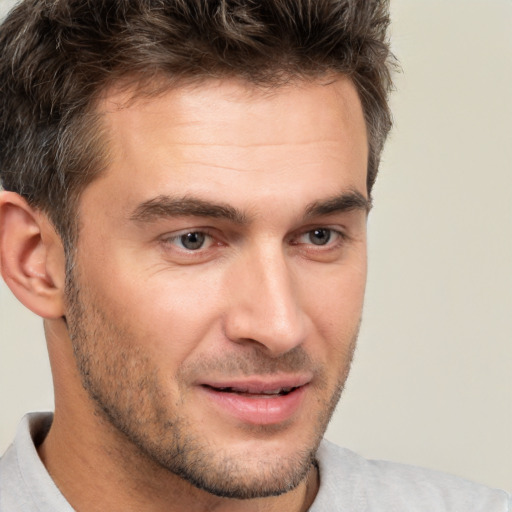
left=296, top=228, right=341, bottom=247
left=306, top=228, right=332, bottom=246
left=165, top=231, right=213, bottom=251
left=180, top=232, right=206, bottom=250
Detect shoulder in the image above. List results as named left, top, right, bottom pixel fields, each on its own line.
left=310, top=439, right=511, bottom=512
left=0, top=413, right=72, bottom=512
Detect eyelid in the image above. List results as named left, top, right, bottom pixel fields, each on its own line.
left=292, top=226, right=348, bottom=246
left=160, top=228, right=217, bottom=252
left=158, top=224, right=349, bottom=258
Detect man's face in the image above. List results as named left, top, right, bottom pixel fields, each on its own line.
left=66, top=77, right=368, bottom=498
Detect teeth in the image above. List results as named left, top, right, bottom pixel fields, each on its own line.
left=210, top=385, right=297, bottom=395
left=261, top=389, right=283, bottom=395
left=207, top=387, right=296, bottom=396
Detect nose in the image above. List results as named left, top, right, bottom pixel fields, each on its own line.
left=223, top=244, right=309, bottom=356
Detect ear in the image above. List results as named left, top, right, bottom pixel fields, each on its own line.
left=0, top=191, right=66, bottom=319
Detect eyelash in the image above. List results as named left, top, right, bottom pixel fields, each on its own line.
left=292, top=227, right=347, bottom=249
left=160, top=227, right=348, bottom=254
left=161, top=229, right=218, bottom=252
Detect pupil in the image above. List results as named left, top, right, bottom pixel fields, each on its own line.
left=310, top=228, right=330, bottom=245
left=181, top=232, right=205, bottom=250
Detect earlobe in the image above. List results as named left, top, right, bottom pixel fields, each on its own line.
left=0, top=191, right=66, bottom=319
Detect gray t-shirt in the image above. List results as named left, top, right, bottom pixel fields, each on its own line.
left=1, top=413, right=510, bottom=511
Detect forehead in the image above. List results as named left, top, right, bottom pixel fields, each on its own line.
left=100, top=75, right=366, bottom=147
left=86, top=76, right=368, bottom=217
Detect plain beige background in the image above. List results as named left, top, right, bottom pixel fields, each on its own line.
left=1, top=0, right=511, bottom=492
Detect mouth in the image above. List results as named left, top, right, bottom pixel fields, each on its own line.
left=202, top=384, right=300, bottom=397
left=198, top=376, right=311, bottom=425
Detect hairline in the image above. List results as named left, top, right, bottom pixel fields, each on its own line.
left=61, top=70, right=370, bottom=245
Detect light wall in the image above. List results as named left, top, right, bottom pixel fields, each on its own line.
left=1, top=0, right=510, bottom=492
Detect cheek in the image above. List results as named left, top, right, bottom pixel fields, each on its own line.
left=297, top=262, right=366, bottom=374
left=301, top=258, right=366, bottom=324
left=78, top=248, right=227, bottom=365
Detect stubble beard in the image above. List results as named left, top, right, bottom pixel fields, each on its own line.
left=64, top=268, right=357, bottom=499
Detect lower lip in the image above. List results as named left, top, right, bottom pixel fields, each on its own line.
left=200, top=385, right=307, bottom=426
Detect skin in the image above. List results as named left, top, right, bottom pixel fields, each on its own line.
left=0, top=76, right=368, bottom=511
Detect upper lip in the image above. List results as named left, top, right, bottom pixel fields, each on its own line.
left=198, top=374, right=313, bottom=394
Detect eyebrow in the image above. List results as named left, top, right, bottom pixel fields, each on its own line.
left=130, top=190, right=370, bottom=225
left=130, top=196, right=248, bottom=224
left=304, top=190, right=372, bottom=218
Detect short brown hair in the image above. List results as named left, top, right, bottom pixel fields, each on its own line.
left=0, top=0, right=394, bottom=246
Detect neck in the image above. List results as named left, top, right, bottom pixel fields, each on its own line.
left=39, top=319, right=319, bottom=511
left=38, top=411, right=319, bottom=512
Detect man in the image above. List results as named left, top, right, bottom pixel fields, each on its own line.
left=0, top=1, right=509, bottom=511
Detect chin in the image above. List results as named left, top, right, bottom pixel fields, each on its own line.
left=163, top=443, right=318, bottom=500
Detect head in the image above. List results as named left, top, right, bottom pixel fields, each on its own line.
left=0, top=0, right=394, bottom=503
left=0, top=0, right=393, bottom=249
